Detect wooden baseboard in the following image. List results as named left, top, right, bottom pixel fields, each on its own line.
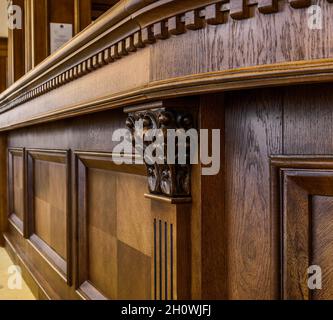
left=3, top=233, right=51, bottom=300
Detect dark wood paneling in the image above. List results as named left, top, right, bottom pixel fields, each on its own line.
left=26, top=149, right=71, bottom=283
left=75, top=151, right=151, bottom=300
left=0, top=134, right=7, bottom=246
left=283, top=84, right=333, bottom=154
left=8, top=148, right=25, bottom=235
left=198, top=94, right=226, bottom=299
left=150, top=1, right=333, bottom=82
left=0, top=38, right=7, bottom=93
left=48, top=0, right=74, bottom=25
left=271, top=156, right=333, bottom=300
left=7, top=0, right=25, bottom=85
left=225, top=88, right=283, bottom=299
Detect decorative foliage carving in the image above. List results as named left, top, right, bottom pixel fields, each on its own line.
left=125, top=107, right=194, bottom=198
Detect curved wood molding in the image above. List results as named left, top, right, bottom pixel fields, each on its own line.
left=0, top=0, right=328, bottom=115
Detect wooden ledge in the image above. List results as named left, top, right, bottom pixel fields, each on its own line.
left=145, top=193, right=192, bottom=204
left=0, top=0, right=324, bottom=114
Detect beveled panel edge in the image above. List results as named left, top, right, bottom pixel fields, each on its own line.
left=74, top=150, right=147, bottom=300
left=74, top=150, right=146, bottom=176
left=269, top=155, right=333, bottom=300
left=7, top=147, right=26, bottom=236
left=26, top=148, right=72, bottom=285
left=0, top=0, right=325, bottom=114
left=145, top=193, right=192, bottom=204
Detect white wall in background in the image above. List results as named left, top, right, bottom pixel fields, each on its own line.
left=0, top=0, right=8, bottom=38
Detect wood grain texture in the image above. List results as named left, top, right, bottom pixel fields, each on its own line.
left=0, top=134, right=7, bottom=245
left=199, top=94, right=226, bottom=299
left=225, top=88, right=283, bottom=299
left=76, top=151, right=151, bottom=300
left=0, top=38, right=7, bottom=94
left=8, top=148, right=25, bottom=235
left=2, top=0, right=333, bottom=129
left=271, top=157, right=333, bottom=299
left=26, top=149, right=71, bottom=283
left=312, top=196, right=333, bottom=300
left=283, top=84, right=333, bottom=155
left=7, top=0, right=25, bottom=85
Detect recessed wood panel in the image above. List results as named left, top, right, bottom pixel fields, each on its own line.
left=8, top=148, right=25, bottom=234
left=76, top=152, right=151, bottom=300
left=271, top=156, right=333, bottom=300
left=34, top=159, right=67, bottom=259
left=26, top=149, right=71, bottom=282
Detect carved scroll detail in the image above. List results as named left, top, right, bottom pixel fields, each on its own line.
left=126, top=107, right=194, bottom=198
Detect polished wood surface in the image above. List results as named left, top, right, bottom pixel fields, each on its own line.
left=1, top=1, right=333, bottom=130
left=0, top=38, right=7, bottom=93
left=2, top=0, right=333, bottom=301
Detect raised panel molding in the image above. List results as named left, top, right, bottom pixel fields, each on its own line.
left=271, top=156, right=333, bottom=300
left=8, top=148, right=26, bottom=236
left=26, top=148, right=71, bottom=284
left=75, top=151, right=149, bottom=300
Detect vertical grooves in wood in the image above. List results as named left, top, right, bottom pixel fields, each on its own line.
left=153, top=219, right=174, bottom=300
left=165, top=221, right=168, bottom=300
left=159, top=220, right=162, bottom=300
left=154, top=218, right=157, bottom=300
left=170, top=223, right=174, bottom=300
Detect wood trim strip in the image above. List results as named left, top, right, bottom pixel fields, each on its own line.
left=2, top=57, right=333, bottom=132
left=0, top=0, right=324, bottom=114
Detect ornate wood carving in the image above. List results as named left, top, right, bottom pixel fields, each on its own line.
left=125, top=104, right=195, bottom=198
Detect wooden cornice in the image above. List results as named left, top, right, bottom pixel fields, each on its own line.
left=0, top=0, right=331, bottom=114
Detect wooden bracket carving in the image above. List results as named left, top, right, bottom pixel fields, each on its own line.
left=125, top=103, right=195, bottom=198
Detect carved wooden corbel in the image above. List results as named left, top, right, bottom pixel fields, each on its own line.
left=125, top=102, right=195, bottom=198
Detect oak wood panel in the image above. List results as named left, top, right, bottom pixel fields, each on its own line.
left=283, top=84, right=333, bottom=155
left=151, top=200, right=191, bottom=300
left=48, top=0, right=74, bottom=25
left=224, top=88, right=283, bottom=299
left=2, top=1, right=333, bottom=132
left=8, top=148, right=25, bottom=235
left=0, top=38, right=7, bottom=93
left=30, top=0, right=48, bottom=68
left=7, top=0, right=25, bottom=85
left=312, top=196, right=333, bottom=300
left=150, top=1, right=333, bottom=81
left=26, top=149, right=71, bottom=283
left=270, top=157, right=333, bottom=300
left=0, top=134, right=7, bottom=246
left=76, top=151, right=151, bottom=300
left=74, top=0, right=92, bottom=34
left=198, top=94, right=226, bottom=299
